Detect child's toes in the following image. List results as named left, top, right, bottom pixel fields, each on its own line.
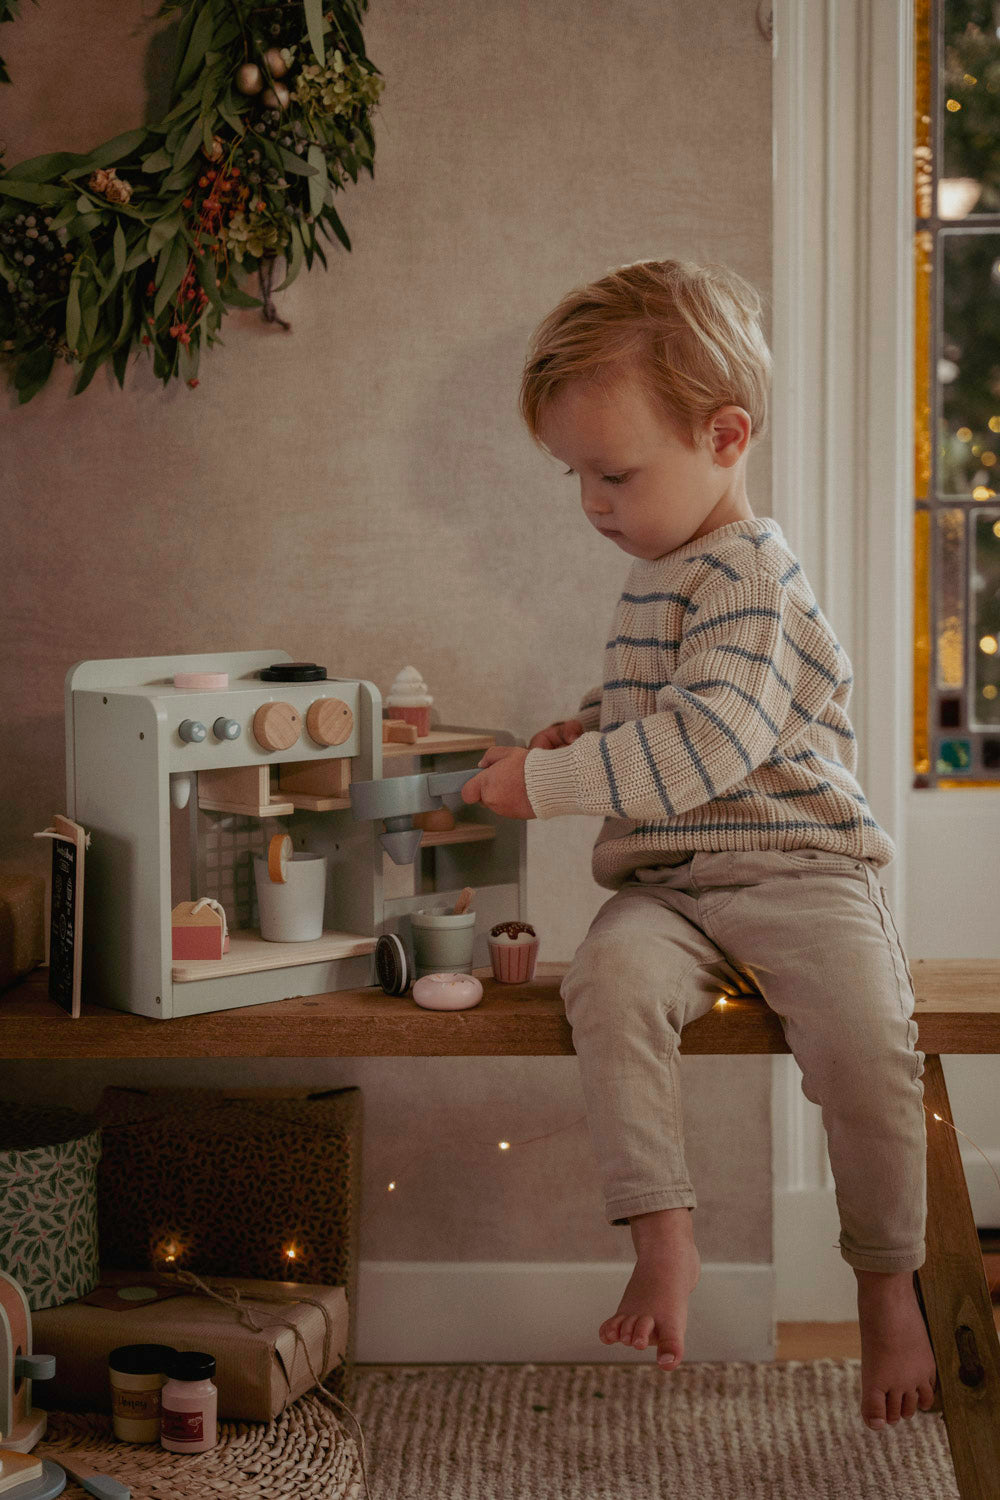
left=630, top=1316, right=655, bottom=1351
left=862, top=1389, right=888, bottom=1430
left=598, top=1316, right=623, bottom=1344
left=619, top=1315, right=639, bottom=1346
left=917, top=1382, right=936, bottom=1411
left=656, top=1334, right=683, bottom=1370
left=900, top=1389, right=918, bottom=1419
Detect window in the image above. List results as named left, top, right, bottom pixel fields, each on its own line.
left=914, top=0, right=1000, bottom=785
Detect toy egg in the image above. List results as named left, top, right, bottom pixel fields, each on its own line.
left=412, top=972, right=484, bottom=1011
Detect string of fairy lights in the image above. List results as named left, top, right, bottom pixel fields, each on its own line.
left=148, top=994, right=1000, bottom=1300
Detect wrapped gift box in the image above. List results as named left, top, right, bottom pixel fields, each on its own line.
left=32, top=1270, right=348, bottom=1421
left=0, top=1105, right=101, bottom=1310
left=94, top=1084, right=362, bottom=1404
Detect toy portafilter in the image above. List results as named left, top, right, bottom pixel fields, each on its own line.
left=349, top=769, right=479, bottom=864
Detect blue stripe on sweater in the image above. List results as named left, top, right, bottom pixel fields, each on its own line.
left=598, top=735, right=624, bottom=815
left=607, top=636, right=683, bottom=651
left=691, top=553, right=742, bottom=581
left=684, top=679, right=781, bottom=737
left=630, top=815, right=875, bottom=837
left=621, top=590, right=695, bottom=608
left=674, top=709, right=716, bottom=797
left=685, top=602, right=781, bottom=642
left=666, top=685, right=755, bottom=775
left=782, top=630, right=838, bottom=684
left=635, top=719, right=675, bottom=814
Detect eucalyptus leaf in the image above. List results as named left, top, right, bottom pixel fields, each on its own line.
left=174, top=2, right=217, bottom=93
left=63, top=129, right=150, bottom=175
left=222, top=280, right=262, bottom=309
left=147, top=213, right=182, bottom=259
left=4, top=150, right=86, bottom=181
left=274, top=221, right=305, bottom=292
left=305, top=0, right=326, bottom=64
left=277, top=146, right=318, bottom=178
left=112, top=339, right=130, bottom=389
left=307, top=145, right=326, bottom=219
left=154, top=235, right=190, bottom=317
left=321, top=201, right=351, bottom=251
left=113, top=222, right=127, bottom=278
left=176, top=117, right=205, bottom=170
left=0, top=179, right=66, bottom=203
left=141, top=148, right=173, bottom=172
left=65, top=274, right=81, bottom=351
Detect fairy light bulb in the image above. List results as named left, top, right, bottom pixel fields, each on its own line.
left=499, top=1141, right=510, bottom=1151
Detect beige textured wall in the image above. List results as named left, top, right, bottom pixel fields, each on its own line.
left=1, top=0, right=773, bottom=1266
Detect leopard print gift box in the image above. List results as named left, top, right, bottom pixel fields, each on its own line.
left=94, top=1086, right=362, bottom=1403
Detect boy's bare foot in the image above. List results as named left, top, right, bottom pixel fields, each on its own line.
left=854, top=1267, right=937, bottom=1429
left=599, top=1206, right=702, bottom=1370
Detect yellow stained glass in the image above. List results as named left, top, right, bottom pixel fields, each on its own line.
left=914, top=231, right=932, bottom=500
left=913, top=507, right=931, bottom=775
left=914, top=0, right=932, bottom=218
left=937, top=508, right=965, bottom=688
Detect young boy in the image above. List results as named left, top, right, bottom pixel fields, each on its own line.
left=461, top=258, right=937, bottom=1433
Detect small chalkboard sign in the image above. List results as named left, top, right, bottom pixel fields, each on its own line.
left=33, top=814, right=88, bottom=1017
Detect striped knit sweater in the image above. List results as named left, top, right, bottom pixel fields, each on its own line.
left=523, top=515, right=896, bottom=890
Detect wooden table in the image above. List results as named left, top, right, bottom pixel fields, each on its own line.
left=4, top=958, right=1000, bottom=1499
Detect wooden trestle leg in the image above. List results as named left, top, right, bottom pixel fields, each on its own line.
left=913, top=1053, right=1000, bottom=1500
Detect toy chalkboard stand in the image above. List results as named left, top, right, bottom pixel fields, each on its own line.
left=32, top=815, right=88, bottom=1019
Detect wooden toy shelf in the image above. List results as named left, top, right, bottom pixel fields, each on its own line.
left=172, top=930, right=377, bottom=984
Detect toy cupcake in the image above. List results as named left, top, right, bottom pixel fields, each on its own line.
left=488, top=920, right=539, bottom=983
left=385, top=666, right=433, bottom=737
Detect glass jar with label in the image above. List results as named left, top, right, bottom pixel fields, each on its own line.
left=160, top=1350, right=218, bottom=1453
left=108, top=1344, right=177, bottom=1443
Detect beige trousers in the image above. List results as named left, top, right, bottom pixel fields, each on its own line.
left=560, top=848, right=926, bottom=1273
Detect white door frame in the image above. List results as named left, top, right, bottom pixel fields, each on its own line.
left=770, top=0, right=914, bottom=1317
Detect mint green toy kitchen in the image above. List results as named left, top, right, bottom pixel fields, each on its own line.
left=64, top=652, right=526, bottom=1019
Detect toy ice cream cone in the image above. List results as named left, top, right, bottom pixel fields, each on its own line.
left=385, top=666, right=432, bottom=737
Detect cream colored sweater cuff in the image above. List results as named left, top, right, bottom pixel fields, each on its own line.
left=524, top=745, right=585, bottom=818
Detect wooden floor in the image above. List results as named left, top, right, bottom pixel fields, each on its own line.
left=776, top=1302, right=1000, bottom=1360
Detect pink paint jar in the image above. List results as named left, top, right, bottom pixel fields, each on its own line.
left=160, top=1351, right=217, bottom=1453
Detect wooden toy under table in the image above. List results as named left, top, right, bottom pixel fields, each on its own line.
left=4, top=959, right=1000, bottom=1500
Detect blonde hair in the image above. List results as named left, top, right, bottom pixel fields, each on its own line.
left=519, top=258, right=771, bottom=453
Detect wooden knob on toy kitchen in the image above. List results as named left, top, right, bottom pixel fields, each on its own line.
left=306, top=696, right=354, bottom=746
left=253, top=700, right=301, bottom=751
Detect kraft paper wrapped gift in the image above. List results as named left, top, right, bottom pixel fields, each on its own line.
left=32, top=1271, right=348, bottom=1421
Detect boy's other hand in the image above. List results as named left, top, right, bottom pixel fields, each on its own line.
left=528, top=718, right=584, bottom=750
left=461, top=746, right=535, bottom=820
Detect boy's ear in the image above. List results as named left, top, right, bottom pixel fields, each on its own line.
left=710, top=406, right=752, bottom=464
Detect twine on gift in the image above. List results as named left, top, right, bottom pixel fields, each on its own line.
left=169, top=1268, right=374, bottom=1500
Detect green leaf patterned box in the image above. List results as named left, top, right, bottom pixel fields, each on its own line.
left=0, top=1106, right=101, bottom=1311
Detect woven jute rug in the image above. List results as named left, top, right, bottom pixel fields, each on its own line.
left=348, top=1360, right=958, bottom=1500
left=39, top=1359, right=958, bottom=1500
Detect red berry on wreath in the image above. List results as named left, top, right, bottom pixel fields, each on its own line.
left=187, top=378, right=199, bottom=387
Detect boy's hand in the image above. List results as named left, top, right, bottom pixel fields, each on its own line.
left=461, top=746, right=536, bottom=820
left=528, top=718, right=585, bottom=751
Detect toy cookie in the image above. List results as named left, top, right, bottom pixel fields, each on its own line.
left=385, top=666, right=433, bottom=737
left=488, top=921, right=539, bottom=983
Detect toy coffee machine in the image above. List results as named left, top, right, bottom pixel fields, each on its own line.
left=65, top=652, right=526, bottom=1019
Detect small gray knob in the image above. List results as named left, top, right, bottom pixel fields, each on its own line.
left=213, top=717, right=242, bottom=741
left=15, top=1352, right=55, bottom=1380
left=178, top=719, right=207, bottom=743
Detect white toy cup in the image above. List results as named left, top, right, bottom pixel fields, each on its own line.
left=253, top=852, right=328, bottom=941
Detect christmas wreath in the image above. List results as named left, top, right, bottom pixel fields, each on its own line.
left=0, top=0, right=384, bottom=402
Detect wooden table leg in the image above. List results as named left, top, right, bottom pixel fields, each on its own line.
left=913, top=1054, right=1000, bottom=1500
